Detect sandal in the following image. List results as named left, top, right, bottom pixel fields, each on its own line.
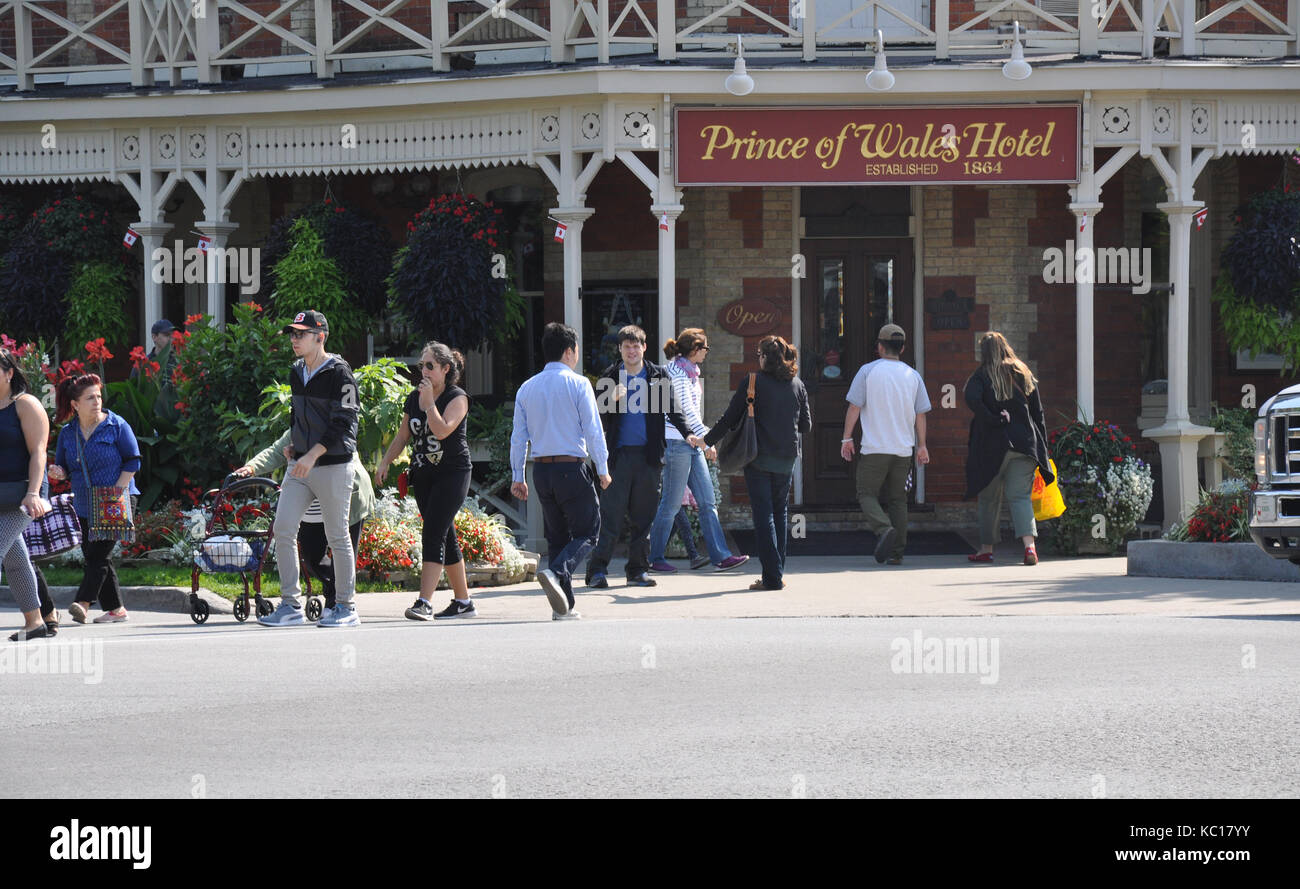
left=968, top=552, right=994, bottom=563
left=43, top=610, right=60, bottom=631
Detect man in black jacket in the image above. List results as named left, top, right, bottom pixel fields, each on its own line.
left=258, top=310, right=362, bottom=628
left=585, top=325, right=691, bottom=589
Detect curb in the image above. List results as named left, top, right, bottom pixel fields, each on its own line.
left=1127, top=540, right=1300, bottom=583
left=0, top=585, right=234, bottom=615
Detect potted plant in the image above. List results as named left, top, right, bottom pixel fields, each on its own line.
left=1047, top=420, right=1154, bottom=555
left=1214, top=184, right=1300, bottom=369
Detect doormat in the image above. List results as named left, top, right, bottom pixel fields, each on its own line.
left=728, top=529, right=971, bottom=558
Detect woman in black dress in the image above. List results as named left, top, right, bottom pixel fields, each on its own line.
left=376, top=342, right=475, bottom=619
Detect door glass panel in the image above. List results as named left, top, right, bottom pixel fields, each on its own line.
left=867, top=257, right=895, bottom=337
left=818, top=259, right=846, bottom=380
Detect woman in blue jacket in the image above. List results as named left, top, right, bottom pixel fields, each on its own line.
left=48, top=373, right=140, bottom=623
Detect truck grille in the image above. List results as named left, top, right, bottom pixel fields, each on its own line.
left=1277, top=412, right=1300, bottom=479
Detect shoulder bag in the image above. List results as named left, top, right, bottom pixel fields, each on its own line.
left=715, top=373, right=759, bottom=474
left=75, top=423, right=136, bottom=543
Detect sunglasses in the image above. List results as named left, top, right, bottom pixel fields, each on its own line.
left=288, top=330, right=316, bottom=340
left=420, top=361, right=442, bottom=371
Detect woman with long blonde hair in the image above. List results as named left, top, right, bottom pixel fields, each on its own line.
left=963, top=332, right=1053, bottom=565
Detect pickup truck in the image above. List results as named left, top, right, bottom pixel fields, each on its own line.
left=1250, top=383, right=1300, bottom=564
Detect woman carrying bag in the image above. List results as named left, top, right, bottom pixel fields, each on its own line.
left=703, top=335, right=810, bottom=591
left=0, top=347, right=53, bottom=641
left=964, top=332, right=1053, bottom=566
left=48, top=373, right=140, bottom=623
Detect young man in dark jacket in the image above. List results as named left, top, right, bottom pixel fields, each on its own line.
left=258, top=310, right=362, bottom=628
left=585, top=325, right=692, bottom=589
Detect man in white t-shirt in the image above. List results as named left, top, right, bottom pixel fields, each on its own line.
left=840, top=324, right=932, bottom=565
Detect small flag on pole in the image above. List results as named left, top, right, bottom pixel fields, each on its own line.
left=553, top=222, right=567, bottom=243
left=1079, top=216, right=1086, bottom=232
left=197, top=236, right=213, bottom=253
left=659, top=212, right=669, bottom=232
left=1194, top=208, right=1209, bottom=229
left=122, top=228, right=139, bottom=248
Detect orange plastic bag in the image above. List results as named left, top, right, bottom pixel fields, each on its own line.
left=1032, top=458, right=1066, bottom=521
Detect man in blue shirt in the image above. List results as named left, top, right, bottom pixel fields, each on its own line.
left=511, top=323, right=612, bottom=620
left=585, top=326, right=691, bottom=589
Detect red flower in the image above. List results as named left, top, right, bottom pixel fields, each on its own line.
left=129, top=345, right=148, bottom=369
left=185, top=313, right=205, bottom=327
left=84, top=338, right=113, bottom=364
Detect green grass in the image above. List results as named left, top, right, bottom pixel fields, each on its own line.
left=39, top=564, right=411, bottom=601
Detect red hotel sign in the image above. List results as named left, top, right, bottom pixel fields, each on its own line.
left=675, top=105, right=1079, bottom=186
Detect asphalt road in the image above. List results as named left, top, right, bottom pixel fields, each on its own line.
left=2, top=613, right=1297, bottom=798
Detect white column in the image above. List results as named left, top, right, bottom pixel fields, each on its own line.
left=550, top=207, right=593, bottom=370
left=1069, top=201, right=1102, bottom=424
left=132, top=222, right=174, bottom=346
left=1144, top=201, right=1214, bottom=528
left=195, top=221, right=239, bottom=328
left=650, top=203, right=683, bottom=362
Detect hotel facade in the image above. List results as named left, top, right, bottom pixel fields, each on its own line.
left=3, top=0, right=1299, bottom=534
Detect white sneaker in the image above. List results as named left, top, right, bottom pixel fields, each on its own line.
left=538, top=569, right=569, bottom=616
left=257, top=603, right=304, bottom=627
left=552, top=610, right=582, bottom=621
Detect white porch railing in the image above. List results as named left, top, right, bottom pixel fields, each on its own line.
left=0, top=0, right=1295, bottom=89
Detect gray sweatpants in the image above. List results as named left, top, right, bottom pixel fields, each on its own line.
left=274, top=461, right=355, bottom=607
left=0, top=507, right=39, bottom=613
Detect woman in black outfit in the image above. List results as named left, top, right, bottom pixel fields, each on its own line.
left=704, top=335, right=811, bottom=590
left=964, top=331, right=1053, bottom=566
left=376, top=342, right=475, bottom=620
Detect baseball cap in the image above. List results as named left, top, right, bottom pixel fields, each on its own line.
left=878, top=323, right=906, bottom=343
left=283, top=310, right=329, bottom=333
left=151, top=319, right=175, bottom=336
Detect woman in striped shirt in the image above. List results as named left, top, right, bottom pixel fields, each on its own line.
left=647, top=329, right=748, bottom=574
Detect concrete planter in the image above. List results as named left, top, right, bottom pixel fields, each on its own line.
left=1127, top=540, right=1300, bottom=582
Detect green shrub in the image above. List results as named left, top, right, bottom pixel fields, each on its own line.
left=270, top=218, right=365, bottom=351
left=64, top=262, right=132, bottom=355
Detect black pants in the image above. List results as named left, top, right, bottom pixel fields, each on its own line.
left=299, top=520, right=363, bottom=610
left=743, top=464, right=792, bottom=590
left=587, top=447, right=660, bottom=580
left=36, top=563, right=54, bottom=619
left=533, top=461, right=601, bottom=605
left=76, top=514, right=124, bottom=611
left=411, top=467, right=471, bottom=566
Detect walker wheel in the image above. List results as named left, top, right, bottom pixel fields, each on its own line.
left=256, top=597, right=275, bottom=618
left=232, top=597, right=249, bottom=622
left=305, top=598, right=323, bottom=622
left=190, top=599, right=210, bottom=624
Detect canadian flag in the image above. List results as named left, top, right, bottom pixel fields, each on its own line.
left=122, top=228, right=139, bottom=248
left=553, top=222, right=567, bottom=243
left=659, top=212, right=669, bottom=232
left=1079, top=217, right=1086, bottom=232
left=1194, top=207, right=1209, bottom=229
left=197, top=236, right=213, bottom=253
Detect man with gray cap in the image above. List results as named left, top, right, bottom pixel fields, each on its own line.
left=840, top=323, right=931, bottom=564
left=130, top=319, right=177, bottom=380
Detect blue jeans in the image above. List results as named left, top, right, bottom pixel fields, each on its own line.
left=743, top=463, right=792, bottom=589
left=649, top=439, right=733, bottom=564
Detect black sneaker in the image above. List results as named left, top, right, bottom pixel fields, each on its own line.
left=434, top=599, right=476, bottom=619
left=404, top=598, right=434, bottom=621
left=588, top=573, right=609, bottom=589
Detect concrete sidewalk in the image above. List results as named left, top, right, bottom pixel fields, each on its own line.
left=7, top=554, right=1299, bottom=628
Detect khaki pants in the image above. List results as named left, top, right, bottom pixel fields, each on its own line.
left=977, top=451, right=1038, bottom=545
left=856, top=454, right=912, bottom=559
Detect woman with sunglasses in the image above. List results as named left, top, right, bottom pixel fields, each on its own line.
left=647, top=328, right=748, bottom=575
left=376, top=342, right=474, bottom=621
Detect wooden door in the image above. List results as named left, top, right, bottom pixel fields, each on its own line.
left=799, top=238, right=913, bottom=506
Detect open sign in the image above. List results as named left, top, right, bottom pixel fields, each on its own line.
left=717, top=298, right=783, bottom=337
